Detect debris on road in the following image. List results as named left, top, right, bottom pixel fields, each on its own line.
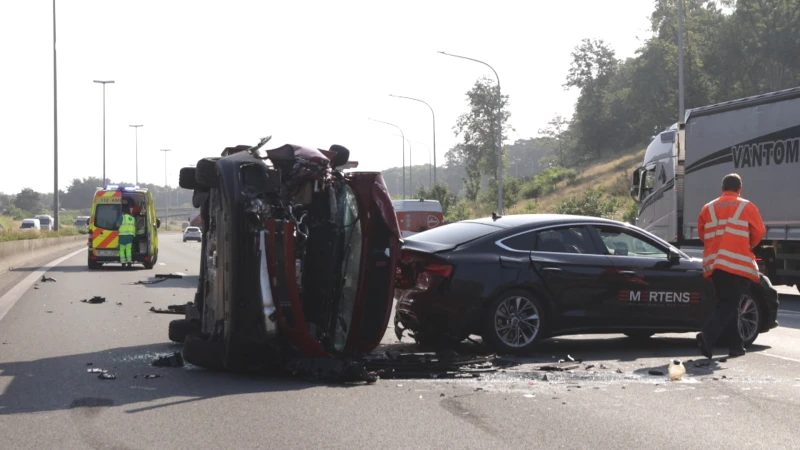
left=538, top=362, right=580, bottom=372
left=585, top=364, right=595, bottom=370
left=152, top=352, right=184, bottom=368
left=87, top=368, right=107, bottom=373
left=40, top=275, right=56, bottom=282
left=149, top=304, right=188, bottom=315
left=668, top=360, right=686, bottom=381
left=81, top=296, right=106, bottom=304
left=132, top=278, right=167, bottom=285
left=116, top=302, right=123, bottom=306
left=648, top=370, right=665, bottom=376
left=98, top=373, right=117, bottom=380
left=155, top=273, right=185, bottom=279
left=134, top=374, right=162, bottom=379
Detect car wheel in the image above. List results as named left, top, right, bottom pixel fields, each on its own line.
left=737, top=292, right=761, bottom=347
left=195, top=157, right=220, bottom=188
left=182, top=333, right=225, bottom=370
left=88, top=257, right=102, bottom=270
left=483, top=290, right=546, bottom=354
left=624, top=332, right=655, bottom=340
left=169, top=319, right=201, bottom=343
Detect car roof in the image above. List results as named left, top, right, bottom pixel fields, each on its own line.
left=463, top=214, right=625, bottom=230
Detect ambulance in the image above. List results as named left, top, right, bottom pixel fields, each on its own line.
left=392, top=199, right=444, bottom=238
left=87, top=184, right=160, bottom=269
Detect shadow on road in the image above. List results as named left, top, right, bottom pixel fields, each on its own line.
left=11, top=264, right=151, bottom=274
left=0, top=342, right=322, bottom=416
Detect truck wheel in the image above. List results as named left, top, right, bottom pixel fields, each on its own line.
left=195, top=157, right=220, bottom=188
left=179, top=167, right=200, bottom=190
left=182, top=333, right=225, bottom=370
left=169, top=319, right=201, bottom=343
left=143, top=259, right=154, bottom=270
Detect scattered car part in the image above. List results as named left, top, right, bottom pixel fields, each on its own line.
left=152, top=352, right=185, bottom=368
left=81, top=296, right=106, bottom=304
left=41, top=276, right=56, bottom=282
left=168, top=319, right=201, bottom=343
left=156, top=273, right=185, bottom=279
left=150, top=304, right=188, bottom=315
left=98, top=373, right=117, bottom=380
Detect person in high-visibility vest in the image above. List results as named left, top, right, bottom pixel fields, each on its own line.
left=696, top=173, right=766, bottom=359
left=115, top=204, right=137, bottom=267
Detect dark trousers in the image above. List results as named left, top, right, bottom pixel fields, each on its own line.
left=702, top=269, right=748, bottom=351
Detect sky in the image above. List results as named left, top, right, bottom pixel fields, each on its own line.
left=0, top=0, right=655, bottom=195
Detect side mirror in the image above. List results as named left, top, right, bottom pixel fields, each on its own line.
left=630, top=169, right=641, bottom=201
left=157, top=219, right=161, bottom=229
left=668, top=248, right=681, bottom=264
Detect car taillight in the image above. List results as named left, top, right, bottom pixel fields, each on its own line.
left=415, top=263, right=453, bottom=291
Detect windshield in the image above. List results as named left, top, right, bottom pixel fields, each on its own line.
left=37, top=217, right=50, bottom=225
left=95, top=204, right=121, bottom=230
left=20, top=222, right=35, bottom=229
left=332, top=184, right=362, bottom=352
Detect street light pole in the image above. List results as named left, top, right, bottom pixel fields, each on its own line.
left=52, top=0, right=59, bottom=230
left=677, top=0, right=685, bottom=122
left=438, top=51, right=504, bottom=214
left=129, top=125, right=143, bottom=185
left=369, top=118, right=406, bottom=199
left=389, top=94, right=437, bottom=186
left=161, top=149, right=171, bottom=229
left=93, top=80, right=114, bottom=184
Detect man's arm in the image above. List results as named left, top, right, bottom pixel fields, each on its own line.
left=747, top=203, right=766, bottom=249
left=697, top=205, right=708, bottom=244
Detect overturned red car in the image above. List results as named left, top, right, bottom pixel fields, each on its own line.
left=173, top=137, right=401, bottom=371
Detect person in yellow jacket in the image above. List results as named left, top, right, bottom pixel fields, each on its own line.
left=696, top=173, right=766, bottom=359
left=115, top=204, right=137, bottom=267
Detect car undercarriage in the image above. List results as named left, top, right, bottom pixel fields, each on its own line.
left=173, top=137, right=402, bottom=374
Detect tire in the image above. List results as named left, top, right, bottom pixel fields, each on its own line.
left=482, top=289, right=547, bottom=354
left=143, top=258, right=154, bottom=270
left=182, top=333, right=225, bottom=370
left=169, top=319, right=201, bottom=343
left=195, top=157, right=220, bottom=188
left=624, top=332, right=655, bottom=340
left=722, top=291, right=762, bottom=348
left=179, top=167, right=200, bottom=190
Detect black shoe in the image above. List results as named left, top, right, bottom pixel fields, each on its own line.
left=728, top=349, right=746, bottom=358
left=696, top=332, right=713, bottom=359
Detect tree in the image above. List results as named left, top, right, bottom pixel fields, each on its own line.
left=537, top=115, right=572, bottom=166
left=61, top=177, right=105, bottom=210
left=453, top=77, right=513, bottom=200
left=415, top=182, right=458, bottom=217
left=13, top=188, right=42, bottom=213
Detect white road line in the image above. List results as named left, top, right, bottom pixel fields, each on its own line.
left=757, top=352, right=800, bottom=364
left=0, top=247, right=85, bottom=323
left=778, top=310, right=800, bottom=317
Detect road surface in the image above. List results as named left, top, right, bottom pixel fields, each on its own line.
left=1, top=234, right=800, bottom=449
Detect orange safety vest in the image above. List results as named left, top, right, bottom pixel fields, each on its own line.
left=697, top=191, right=766, bottom=282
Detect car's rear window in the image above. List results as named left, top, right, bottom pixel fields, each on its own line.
left=406, top=222, right=498, bottom=246
left=186, top=227, right=200, bottom=232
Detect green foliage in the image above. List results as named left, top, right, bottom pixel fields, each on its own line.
left=4, top=206, right=26, bottom=220
left=482, top=176, right=521, bottom=208
left=520, top=166, right=578, bottom=199
left=445, top=199, right=472, bottom=223
left=415, top=182, right=458, bottom=217
left=0, top=227, right=81, bottom=243
left=13, top=188, right=41, bottom=214
left=623, top=200, right=639, bottom=225
left=518, top=200, right=539, bottom=214
left=555, top=188, right=623, bottom=219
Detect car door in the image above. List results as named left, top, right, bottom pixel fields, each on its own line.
left=523, top=225, right=619, bottom=331
left=587, top=224, right=713, bottom=329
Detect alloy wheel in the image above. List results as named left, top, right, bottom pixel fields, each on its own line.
left=494, top=296, right=541, bottom=348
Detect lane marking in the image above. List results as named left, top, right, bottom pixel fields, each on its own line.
left=0, top=247, right=85, bottom=323
left=757, top=352, right=800, bottom=364
left=778, top=310, right=800, bottom=317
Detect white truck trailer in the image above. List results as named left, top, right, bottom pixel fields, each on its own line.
left=631, top=86, right=800, bottom=287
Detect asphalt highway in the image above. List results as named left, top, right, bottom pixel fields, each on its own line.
left=1, top=234, right=800, bottom=449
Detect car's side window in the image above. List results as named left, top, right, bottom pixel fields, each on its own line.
left=500, top=230, right=536, bottom=252
left=592, top=226, right=667, bottom=258
left=533, top=226, right=599, bottom=255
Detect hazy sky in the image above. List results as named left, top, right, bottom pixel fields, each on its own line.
left=0, top=0, right=655, bottom=194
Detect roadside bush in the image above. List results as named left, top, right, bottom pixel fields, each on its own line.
left=518, top=200, right=539, bottom=214
left=555, top=188, right=622, bottom=219
left=4, top=206, right=26, bottom=220
left=416, top=182, right=458, bottom=217
left=445, top=199, right=472, bottom=223
left=0, top=227, right=81, bottom=243
left=483, top=176, right=521, bottom=208
left=521, top=166, right=578, bottom=199
left=623, top=200, right=638, bottom=224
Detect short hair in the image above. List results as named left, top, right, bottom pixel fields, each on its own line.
left=722, top=173, right=742, bottom=192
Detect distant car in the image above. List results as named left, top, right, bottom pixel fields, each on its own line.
left=394, top=214, right=779, bottom=354
left=34, top=214, right=53, bottom=231
left=20, top=218, right=41, bottom=231
left=183, top=226, right=202, bottom=242
left=75, top=216, right=90, bottom=229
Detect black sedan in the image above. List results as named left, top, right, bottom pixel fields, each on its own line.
left=394, top=214, right=779, bottom=354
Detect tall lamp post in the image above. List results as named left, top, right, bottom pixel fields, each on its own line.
left=677, top=0, right=685, bottom=122
left=160, top=149, right=171, bottom=229
left=389, top=94, right=437, bottom=186
left=129, top=125, right=143, bottom=185
left=52, top=0, right=59, bottom=230
left=438, top=51, right=504, bottom=214
left=369, top=118, right=406, bottom=199
left=93, top=80, right=114, bottom=184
